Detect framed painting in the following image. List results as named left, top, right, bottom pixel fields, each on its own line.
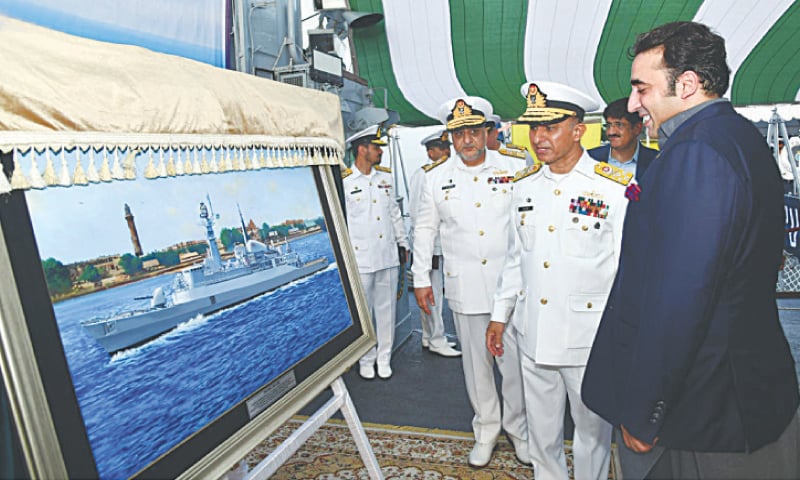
left=0, top=147, right=373, bottom=479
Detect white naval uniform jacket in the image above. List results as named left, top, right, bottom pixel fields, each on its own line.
left=409, top=164, right=442, bottom=256
left=491, top=153, right=629, bottom=366
left=412, top=150, right=524, bottom=314
left=343, top=167, right=409, bottom=274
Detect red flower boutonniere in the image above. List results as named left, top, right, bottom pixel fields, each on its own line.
left=625, top=182, right=641, bottom=201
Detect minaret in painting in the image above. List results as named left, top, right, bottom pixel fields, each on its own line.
left=124, top=203, right=143, bottom=257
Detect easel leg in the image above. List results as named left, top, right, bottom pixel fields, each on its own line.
left=244, top=376, right=383, bottom=480
left=332, top=377, right=383, bottom=479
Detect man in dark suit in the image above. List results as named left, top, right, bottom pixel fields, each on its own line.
left=587, top=97, right=658, bottom=180
left=582, top=21, right=800, bottom=479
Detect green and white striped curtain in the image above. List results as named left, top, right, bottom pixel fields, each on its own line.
left=350, top=0, right=800, bottom=126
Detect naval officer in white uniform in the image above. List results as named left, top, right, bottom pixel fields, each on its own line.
left=413, top=97, right=529, bottom=467
left=343, top=124, right=409, bottom=380
left=488, top=82, right=629, bottom=480
left=408, top=130, right=460, bottom=357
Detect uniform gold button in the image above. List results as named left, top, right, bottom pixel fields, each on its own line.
left=543, top=261, right=550, bottom=268
left=445, top=196, right=449, bottom=200
left=519, top=290, right=524, bottom=295
left=502, top=189, right=507, bottom=193
left=481, top=259, right=487, bottom=265
left=587, top=302, right=593, bottom=308
left=354, top=246, right=359, bottom=250
left=479, top=230, right=485, bottom=236
left=540, top=298, right=548, bottom=305
left=475, top=202, right=481, bottom=208
left=379, top=234, right=383, bottom=239
left=554, top=189, right=561, bottom=196
left=447, top=271, right=452, bottom=276
left=548, top=225, right=555, bottom=232
left=572, top=217, right=579, bottom=223
left=521, top=213, right=526, bottom=218
left=373, top=199, right=377, bottom=203
left=377, top=216, right=381, bottom=221
left=520, top=220, right=525, bottom=226
left=474, top=176, right=479, bottom=182
left=582, top=225, right=588, bottom=231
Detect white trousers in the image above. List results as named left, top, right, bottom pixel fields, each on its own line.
left=359, top=267, right=398, bottom=368
left=520, top=356, right=611, bottom=480
left=419, top=255, right=448, bottom=348
left=453, top=312, right=527, bottom=444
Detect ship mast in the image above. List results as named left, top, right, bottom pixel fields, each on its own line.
left=200, top=200, right=222, bottom=270
left=237, top=202, right=250, bottom=252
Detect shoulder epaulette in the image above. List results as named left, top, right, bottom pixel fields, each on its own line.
left=498, top=147, right=527, bottom=160
left=374, top=165, right=392, bottom=173
left=422, top=156, right=448, bottom=173
left=506, top=143, right=527, bottom=151
left=513, top=163, right=541, bottom=182
left=594, top=161, right=633, bottom=186
left=341, top=167, right=353, bottom=179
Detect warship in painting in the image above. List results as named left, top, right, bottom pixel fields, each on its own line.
left=81, top=200, right=329, bottom=354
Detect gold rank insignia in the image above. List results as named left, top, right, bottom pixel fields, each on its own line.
left=375, top=165, right=392, bottom=173
left=341, top=167, right=353, bottom=179
left=506, top=142, right=527, bottom=151
left=498, top=147, right=527, bottom=159
left=513, top=163, right=541, bottom=182
left=422, top=156, right=448, bottom=172
left=594, top=161, right=633, bottom=186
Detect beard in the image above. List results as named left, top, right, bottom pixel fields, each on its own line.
left=457, top=146, right=485, bottom=163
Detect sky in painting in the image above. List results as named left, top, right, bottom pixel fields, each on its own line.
left=24, top=157, right=323, bottom=264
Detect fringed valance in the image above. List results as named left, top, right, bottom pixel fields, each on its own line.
left=0, top=143, right=343, bottom=193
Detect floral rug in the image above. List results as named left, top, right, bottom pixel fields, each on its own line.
left=238, top=418, right=619, bottom=479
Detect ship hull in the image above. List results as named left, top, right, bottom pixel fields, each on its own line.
left=82, top=258, right=328, bottom=353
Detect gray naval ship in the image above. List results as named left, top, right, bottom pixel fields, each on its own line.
left=81, top=201, right=329, bottom=354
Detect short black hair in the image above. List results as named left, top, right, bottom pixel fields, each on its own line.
left=425, top=141, right=450, bottom=150
left=603, top=97, right=640, bottom=125
left=631, top=21, right=730, bottom=97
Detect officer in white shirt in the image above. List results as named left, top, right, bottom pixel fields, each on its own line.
left=486, top=113, right=535, bottom=166
left=408, top=130, right=461, bottom=357
left=343, top=124, right=409, bottom=380
left=488, top=82, right=629, bottom=480
left=413, top=97, right=529, bottom=467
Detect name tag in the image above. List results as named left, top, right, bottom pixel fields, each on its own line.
left=518, top=205, right=533, bottom=212
left=350, top=188, right=362, bottom=194
left=442, top=184, right=456, bottom=190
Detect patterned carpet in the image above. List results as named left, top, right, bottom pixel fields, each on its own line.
left=240, top=418, right=619, bottom=479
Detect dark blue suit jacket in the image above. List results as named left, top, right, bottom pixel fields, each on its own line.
left=582, top=101, right=799, bottom=452
left=587, top=143, right=659, bottom=179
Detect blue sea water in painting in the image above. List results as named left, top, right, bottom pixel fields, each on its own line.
left=52, top=232, right=351, bottom=479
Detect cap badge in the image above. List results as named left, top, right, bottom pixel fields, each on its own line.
left=452, top=99, right=474, bottom=120
left=526, top=83, right=547, bottom=108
